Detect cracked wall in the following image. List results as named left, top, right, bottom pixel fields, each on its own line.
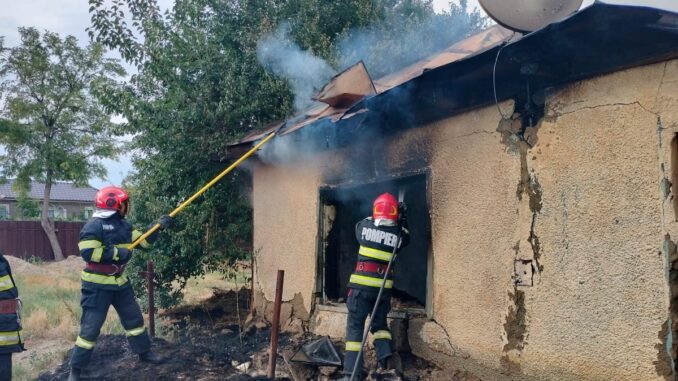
left=250, top=59, right=678, bottom=381
left=517, top=59, right=678, bottom=381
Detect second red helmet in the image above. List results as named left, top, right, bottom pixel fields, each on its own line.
left=373, top=192, right=398, bottom=222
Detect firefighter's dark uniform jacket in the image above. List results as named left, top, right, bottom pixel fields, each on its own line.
left=343, top=217, right=409, bottom=378
left=0, top=253, right=23, bottom=381
left=0, top=254, right=23, bottom=355
left=70, top=210, right=154, bottom=369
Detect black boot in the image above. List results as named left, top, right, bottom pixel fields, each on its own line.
left=67, top=368, right=81, bottom=381
left=139, top=350, right=164, bottom=364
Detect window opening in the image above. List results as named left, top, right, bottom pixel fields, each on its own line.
left=0, top=204, right=9, bottom=220
left=319, top=173, right=431, bottom=310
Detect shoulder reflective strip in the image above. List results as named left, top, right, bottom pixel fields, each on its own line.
left=0, top=331, right=20, bottom=346
left=125, top=326, right=146, bottom=337
left=78, top=240, right=102, bottom=250
left=115, top=243, right=131, bottom=250
left=345, top=341, right=362, bottom=352
left=349, top=274, right=393, bottom=289
left=81, top=271, right=129, bottom=286
left=91, top=247, right=104, bottom=263
left=0, top=275, right=14, bottom=291
left=358, top=246, right=393, bottom=262
left=373, top=330, right=392, bottom=340
left=75, top=336, right=95, bottom=349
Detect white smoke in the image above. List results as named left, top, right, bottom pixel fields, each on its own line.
left=256, top=4, right=485, bottom=115
left=336, top=5, right=487, bottom=78
left=256, top=23, right=335, bottom=112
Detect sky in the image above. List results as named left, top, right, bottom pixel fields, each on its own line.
left=1, top=0, right=676, bottom=189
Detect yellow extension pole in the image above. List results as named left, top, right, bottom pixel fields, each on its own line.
left=128, top=131, right=277, bottom=250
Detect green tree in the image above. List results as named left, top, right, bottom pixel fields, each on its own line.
left=16, top=194, right=40, bottom=219
left=0, top=28, right=125, bottom=260
left=87, top=0, right=485, bottom=305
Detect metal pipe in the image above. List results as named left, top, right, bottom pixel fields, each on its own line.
left=147, top=260, right=155, bottom=338
left=129, top=131, right=278, bottom=250
left=268, top=270, right=285, bottom=378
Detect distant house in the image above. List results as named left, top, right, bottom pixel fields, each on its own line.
left=0, top=180, right=98, bottom=221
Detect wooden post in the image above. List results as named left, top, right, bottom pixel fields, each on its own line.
left=267, top=270, right=284, bottom=378
left=147, top=260, right=155, bottom=338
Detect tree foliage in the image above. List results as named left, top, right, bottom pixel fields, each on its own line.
left=87, top=0, right=486, bottom=306
left=0, top=28, right=125, bottom=260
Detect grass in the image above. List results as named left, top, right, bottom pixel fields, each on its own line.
left=11, top=264, right=125, bottom=381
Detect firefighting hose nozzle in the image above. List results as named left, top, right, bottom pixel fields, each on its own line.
left=349, top=191, right=406, bottom=381
left=128, top=131, right=278, bottom=250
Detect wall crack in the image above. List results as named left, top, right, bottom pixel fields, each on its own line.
left=554, top=101, right=658, bottom=118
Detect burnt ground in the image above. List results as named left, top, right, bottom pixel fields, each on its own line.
left=38, top=288, right=474, bottom=381
left=38, top=289, right=286, bottom=381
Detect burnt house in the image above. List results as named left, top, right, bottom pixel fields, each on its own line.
left=230, top=3, right=678, bottom=380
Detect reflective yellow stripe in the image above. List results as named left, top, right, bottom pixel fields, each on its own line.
left=358, top=246, right=393, bottom=262
left=349, top=274, right=393, bottom=289
left=132, top=230, right=151, bottom=249
left=126, top=326, right=145, bottom=337
left=75, top=336, right=95, bottom=349
left=78, top=240, right=102, bottom=250
left=91, top=247, right=104, bottom=263
left=345, top=341, right=362, bottom=352
left=0, top=275, right=14, bottom=291
left=112, top=247, right=120, bottom=261
left=0, top=330, right=21, bottom=346
left=373, top=330, right=392, bottom=340
left=81, top=271, right=129, bottom=286
left=115, top=243, right=130, bottom=250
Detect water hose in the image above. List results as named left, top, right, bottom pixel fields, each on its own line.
left=128, top=131, right=277, bottom=249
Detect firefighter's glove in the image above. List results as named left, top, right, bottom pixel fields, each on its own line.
left=398, top=202, right=408, bottom=223
left=158, top=215, right=173, bottom=230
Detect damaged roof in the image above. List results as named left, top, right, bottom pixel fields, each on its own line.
left=230, top=2, right=678, bottom=154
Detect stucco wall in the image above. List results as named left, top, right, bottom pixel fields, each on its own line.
left=252, top=162, right=323, bottom=316
left=516, top=60, right=678, bottom=381
left=250, top=59, right=678, bottom=380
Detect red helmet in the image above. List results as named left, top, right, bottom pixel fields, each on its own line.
left=95, top=186, right=129, bottom=214
left=373, top=192, right=398, bottom=222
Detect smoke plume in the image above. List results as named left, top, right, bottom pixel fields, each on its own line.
left=256, top=23, right=335, bottom=112
left=336, top=6, right=486, bottom=78
left=256, top=3, right=485, bottom=116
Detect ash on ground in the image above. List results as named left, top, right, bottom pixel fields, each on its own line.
left=38, top=288, right=472, bottom=380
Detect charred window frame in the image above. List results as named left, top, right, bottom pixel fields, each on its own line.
left=315, top=171, right=433, bottom=316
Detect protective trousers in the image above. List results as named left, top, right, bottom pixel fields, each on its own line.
left=0, top=354, right=11, bottom=381
left=70, top=285, right=150, bottom=369
left=343, top=288, right=392, bottom=379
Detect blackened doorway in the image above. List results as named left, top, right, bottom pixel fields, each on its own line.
left=319, top=173, right=430, bottom=307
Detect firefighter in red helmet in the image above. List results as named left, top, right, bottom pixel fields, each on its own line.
left=68, top=186, right=171, bottom=381
left=341, top=192, right=409, bottom=380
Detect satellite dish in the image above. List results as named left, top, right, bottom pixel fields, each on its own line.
left=478, top=0, right=584, bottom=33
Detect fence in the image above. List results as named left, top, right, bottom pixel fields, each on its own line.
left=0, top=221, right=84, bottom=260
